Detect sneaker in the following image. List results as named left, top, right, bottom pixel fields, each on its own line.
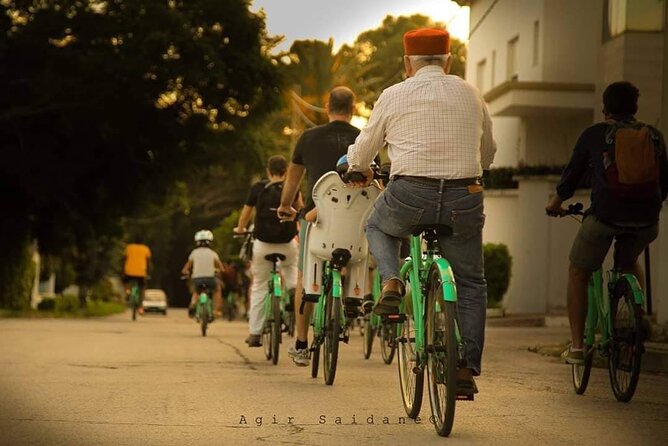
left=245, top=334, right=262, bottom=347
left=288, top=345, right=310, bottom=367
left=561, top=347, right=584, bottom=365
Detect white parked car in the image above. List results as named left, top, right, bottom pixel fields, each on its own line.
left=143, top=289, right=168, bottom=315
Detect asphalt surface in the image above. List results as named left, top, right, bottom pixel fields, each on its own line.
left=1, top=310, right=667, bottom=445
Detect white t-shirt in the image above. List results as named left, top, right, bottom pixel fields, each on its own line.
left=189, top=247, right=220, bottom=278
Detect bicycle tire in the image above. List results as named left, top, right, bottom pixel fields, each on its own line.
left=608, top=276, right=643, bottom=402
left=425, top=264, right=457, bottom=437
left=380, top=322, right=397, bottom=365
left=323, top=289, right=341, bottom=385
left=271, top=295, right=281, bottom=365
left=397, top=270, right=424, bottom=418
left=311, top=342, right=320, bottom=378
left=363, top=316, right=375, bottom=359
left=200, top=305, right=208, bottom=337
left=572, top=345, right=593, bottom=395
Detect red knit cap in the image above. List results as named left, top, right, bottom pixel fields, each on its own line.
left=403, top=28, right=450, bottom=55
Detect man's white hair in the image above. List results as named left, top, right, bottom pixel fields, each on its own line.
left=407, top=54, right=449, bottom=64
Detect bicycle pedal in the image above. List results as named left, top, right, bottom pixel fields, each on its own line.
left=457, top=394, right=474, bottom=402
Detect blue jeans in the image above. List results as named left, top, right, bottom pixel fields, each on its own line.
left=366, top=177, right=487, bottom=375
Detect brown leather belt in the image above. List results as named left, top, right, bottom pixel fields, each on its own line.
left=393, top=175, right=480, bottom=187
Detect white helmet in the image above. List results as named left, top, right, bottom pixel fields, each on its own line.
left=194, top=229, right=214, bottom=243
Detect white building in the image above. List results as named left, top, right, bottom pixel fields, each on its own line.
left=455, top=0, right=668, bottom=322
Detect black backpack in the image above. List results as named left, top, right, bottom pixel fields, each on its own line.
left=253, top=181, right=297, bottom=243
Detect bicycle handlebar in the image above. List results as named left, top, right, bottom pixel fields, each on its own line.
left=342, top=167, right=390, bottom=184
left=546, top=202, right=584, bottom=217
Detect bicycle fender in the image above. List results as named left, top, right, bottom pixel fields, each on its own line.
left=332, top=270, right=342, bottom=298
left=273, top=274, right=283, bottom=297
left=433, top=258, right=457, bottom=303
left=620, top=273, right=645, bottom=306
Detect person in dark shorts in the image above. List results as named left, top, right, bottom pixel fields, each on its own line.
left=546, top=81, right=668, bottom=364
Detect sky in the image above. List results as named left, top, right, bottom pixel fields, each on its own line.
left=250, top=0, right=470, bottom=52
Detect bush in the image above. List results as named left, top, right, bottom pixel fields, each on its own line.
left=90, top=278, right=118, bottom=302
left=37, top=297, right=56, bottom=311
left=55, top=295, right=80, bottom=313
left=484, top=243, right=512, bottom=308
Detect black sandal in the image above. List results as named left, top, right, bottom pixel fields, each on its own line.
left=456, top=377, right=479, bottom=400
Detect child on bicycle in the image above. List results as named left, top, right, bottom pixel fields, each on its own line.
left=181, top=230, right=226, bottom=318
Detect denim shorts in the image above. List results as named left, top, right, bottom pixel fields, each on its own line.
left=569, top=214, right=658, bottom=272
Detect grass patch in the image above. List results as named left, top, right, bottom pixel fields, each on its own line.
left=1, top=297, right=125, bottom=318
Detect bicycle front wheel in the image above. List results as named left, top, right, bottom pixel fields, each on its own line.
left=397, top=271, right=424, bottom=418
left=363, top=316, right=375, bottom=359
left=323, top=289, right=341, bottom=385
left=608, top=276, right=644, bottom=402
left=425, top=264, right=458, bottom=437
left=271, top=295, right=281, bottom=365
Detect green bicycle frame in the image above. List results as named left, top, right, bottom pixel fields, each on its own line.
left=586, top=269, right=646, bottom=347
left=197, top=291, right=213, bottom=317
left=131, top=283, right=141, bottom=302
left=263, top=271, right=283, bottom=317
left=399, top=233, right=460, bottom=355
left=312, top=264, right=344, bottom=336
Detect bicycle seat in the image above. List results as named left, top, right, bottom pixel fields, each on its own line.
left=410, top=224, right=453, bottom=237
left=264, top=253, right=286, bottom=263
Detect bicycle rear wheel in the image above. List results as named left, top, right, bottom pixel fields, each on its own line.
left=425, top=264, right=458, bottom=437
left=608, top=277, right=643, bottom=402
left=323, top=289, right=341, bottom=385
left=200, top=305, right=208, bottom=337
left=271, top=295, right=281, bottom=365
left=311, top=342, right=321, bottom=378
left=397, top=271, right=424, bottom=418
left=363, top=316, right=375, bottom=359
left=380, top=322, right=397, bottom=365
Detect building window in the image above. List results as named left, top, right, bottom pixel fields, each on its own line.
left=507, top=36, right=519, bottom=81
left=491, top=50, right=496, bottom=87
left=532, top=21, right=539, bottom=66
left=476, top=59, right=486, bottom=91
left=604, top=0, right=665, bottom=40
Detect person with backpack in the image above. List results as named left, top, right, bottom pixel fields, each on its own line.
left=234, top=155, right=302, bottom=347
left=546, top=81, right=668, bottom=364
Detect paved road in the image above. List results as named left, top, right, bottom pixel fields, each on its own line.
left=1, top=310, right=667, bottom=446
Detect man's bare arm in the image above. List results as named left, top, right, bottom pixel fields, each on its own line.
left=280, top=162, right=305, bottom=208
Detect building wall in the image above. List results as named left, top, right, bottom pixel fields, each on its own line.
left=466, top=0, right=545, bottom=91
left=483, top=179, right=667, bottom=321
left=541, top=0, right=601, bottom=84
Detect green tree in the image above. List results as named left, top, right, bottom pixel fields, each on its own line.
left=338, top=14, right=467, bottom=108
left=0, top=0, right=281, bottom=308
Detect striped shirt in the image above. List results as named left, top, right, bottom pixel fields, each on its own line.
left=347, top=65, right=496, bottom=179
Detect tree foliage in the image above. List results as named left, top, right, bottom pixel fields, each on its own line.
left=0, top=0, right=281, bottom=306
left=338, top=14, right=467, bottom=108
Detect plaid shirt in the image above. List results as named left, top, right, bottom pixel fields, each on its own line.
left=348, top=65, right=496, bottom=179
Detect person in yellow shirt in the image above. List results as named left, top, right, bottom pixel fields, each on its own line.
left=123, top=242, right=152, bottom=314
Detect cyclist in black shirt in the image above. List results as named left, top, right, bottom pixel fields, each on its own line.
left=278, top=86, right=361, bottom=366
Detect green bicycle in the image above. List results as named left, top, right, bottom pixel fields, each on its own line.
left=261, top=253, right=288, bottom=365
left=127, top=280, right=141, bottom=321
left=562, top=203, right=647, bottom=402
left=308, top=249, right=350, bottom=385
left=363, top=270, right=398, bottom=364
left=194, top=282, right=214, bottom=337
left=396, top=226, right=465, bottom=437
